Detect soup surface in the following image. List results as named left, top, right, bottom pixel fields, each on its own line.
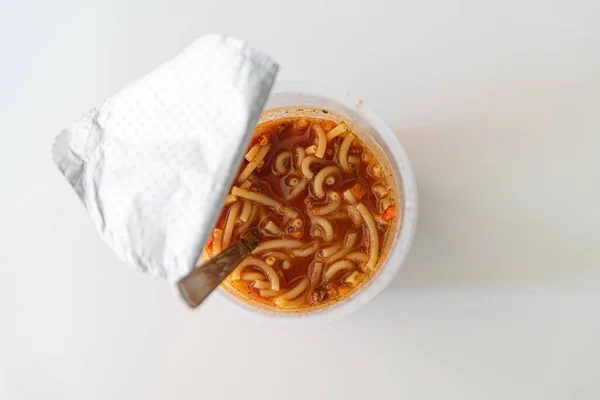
left=204, top=112, right=400, bottom=311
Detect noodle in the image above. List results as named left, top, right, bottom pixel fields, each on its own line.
left=322, top=231, right=358, bottom=263
left=287, top=175, right=300, bottom=187
left=238, top=144, right=271, bottom=183
left=343, top=189, right=357, bottom=204
left=313, top=123, right=327, bottom=158
left=241, top=272, right=265, bottom=281
left=310, top=262, right=323, bottom=285
left=356, top=203, right=379, bottom=270
left=373, top=184, right=389, bottom=198
left=380, top=198, right=393, bottom=214
left=245, top=144, right=261, bottom=161
left=344, top=271, right=364, bottom=287
left=240, top=180, right=252, bottom=189
left=312, top=191, right=341, bottom=216
left=347, top=205, right=361, bottom=228
left=327, top=211, right=349, bottom=220
left=326, top=123, right=347, bottom=142
left=222, top=202, right=240, bottom=249
left=253, top=280, right=271, bottom=289
left=274, top=293, right=307, bottom=308
left=291, top=241, right=319, bottom=258
left=287, top=178, right=308, bottom=200
left=305, top=145, right=317, bottom=155
left=371, top=163, right=383, bottom=178
left=267, top=251, right=291, bottom=260
left=224, top=194, right=237, bottom=205
left=239, top=200, right=252, bottom=222
left=339, top=133, right=355, bottom=173
left=295, top=147, right=306, bottom=170
left=253, top=239, right=304, bottom=253
left=235, top=204, right=257, bottom=235
left=319, top=243, right=341, bottom=258
left=265, top=255, right=276, bottom=266
left=282, top=206, right=300, bottom=219
left=301, top=155, right=322, bottom=180
left=348, top=155, right=360, bottom=165
left=346, top=252, right=369, bottom=263
left=324, top=260, right=354, bottom=281
left=361, top=151, right=373, bottom=163
left=274, top=150, right=292, bottom=174
left=231, top=256, right=280, bottom=290
left=278, top=277, right=309, bottom=300
left=313, top=166, right=340, bottom=198
left=231, top=186, right=282, bottom=211
left=313, top=217, right=334, bottom=242
left=264, top=220, right=282, bottom=235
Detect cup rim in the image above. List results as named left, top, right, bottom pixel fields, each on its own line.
left=214, top=81, right=418, bottom=324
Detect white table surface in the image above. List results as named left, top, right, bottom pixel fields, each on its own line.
left=1, top=1, right=599, bottom=399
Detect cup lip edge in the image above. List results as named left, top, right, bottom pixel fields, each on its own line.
left=215, top=81, right=419, bottom=324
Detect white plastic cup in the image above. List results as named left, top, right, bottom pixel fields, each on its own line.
left=217, top=81, right=418, bottom=323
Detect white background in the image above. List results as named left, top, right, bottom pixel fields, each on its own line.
left=1, top=1, right=600, bottom=399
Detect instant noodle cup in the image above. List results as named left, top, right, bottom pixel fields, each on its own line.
left=208, top=82, right=418, bottom=322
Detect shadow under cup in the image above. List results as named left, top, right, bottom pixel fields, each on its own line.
left=218, top=81, right=419, bottom=323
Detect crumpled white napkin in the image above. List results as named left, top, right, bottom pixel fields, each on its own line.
left=52, top=34, right=278, bottom=282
